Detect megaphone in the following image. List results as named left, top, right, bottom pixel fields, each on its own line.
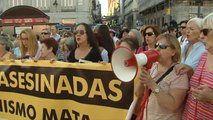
left=111, top=47, right=160, bottom=82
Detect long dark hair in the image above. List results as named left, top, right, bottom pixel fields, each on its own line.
left=96, top=25, right=115, bottom=61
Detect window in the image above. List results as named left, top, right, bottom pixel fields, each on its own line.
left=189, top=1, right=203, bottom=6
left=9, top=0, right=23, bottom=6
left=61, top=0, right=74, bottom=7
left=32, top=0, right=47, bottom=8
left=78, top=0, right=83, bottom=5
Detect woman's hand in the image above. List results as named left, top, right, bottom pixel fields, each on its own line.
left=191, top=85, right=213, bottom=103
left=50, top=58, right=57, bottom=63
left=32, top=57, right=38, bottom=62
left=139, top=68, right=155, bottom=88
left=175, top=64, right=193, bottom=78
left=0, top=57, right=5, bottom=61
left=99, top=61, right=107, bottom=65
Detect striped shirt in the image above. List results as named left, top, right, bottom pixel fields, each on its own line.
left=182, top=52, right=213, bottom=120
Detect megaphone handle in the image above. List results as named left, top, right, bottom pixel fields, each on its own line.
left=137, top=86, right=150, bottom=120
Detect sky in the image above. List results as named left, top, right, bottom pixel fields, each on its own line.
left=99, top=0, right=108, bottom=16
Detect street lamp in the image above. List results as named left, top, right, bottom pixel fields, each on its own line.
left=195, top=0, right=202, bottom=18
left=53, top=0, right=58, bottom=7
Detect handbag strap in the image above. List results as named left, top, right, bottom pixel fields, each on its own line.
left=156, top=64, right=176, bottom=84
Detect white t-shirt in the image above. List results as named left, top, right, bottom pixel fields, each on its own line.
left=101, top=48, right=109, bottom=62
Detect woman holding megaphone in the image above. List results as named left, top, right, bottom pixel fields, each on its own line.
left=133, top=34, right=189, bottom=120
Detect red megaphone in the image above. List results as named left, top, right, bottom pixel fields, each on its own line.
left=111, top=47, right=160, bottom=82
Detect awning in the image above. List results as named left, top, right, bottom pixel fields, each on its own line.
left=0, top=5, right=49, bottom=26
left=1, top=18, right=49, bottom=24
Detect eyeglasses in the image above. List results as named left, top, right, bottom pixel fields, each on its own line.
left=73, top=30, right=86, bottom=35
left=21, top=38, right=28, bottom=41
left=41, top=32, right=49, bottom=35
left=201, top=28, right=212, bottom=36
left=154, top=43, right=169, bottom=49
left=144, top=32, right=154, bottom=36
left=180, top=26, right=186, bottom=29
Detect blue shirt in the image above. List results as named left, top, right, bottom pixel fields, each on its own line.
left=181, top=41, right=206, bottom=70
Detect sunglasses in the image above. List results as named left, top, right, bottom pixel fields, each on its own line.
left=73, top=30, right=86, bottom=35
left=144, top=32, right=154, bottom=36
left=154, top=43, right=169, bottom=49
left=41, top=32, right=49, bottom=35
left=201, top=28, right=212, bottom=36
left=180, top=26, right=186, bottom=29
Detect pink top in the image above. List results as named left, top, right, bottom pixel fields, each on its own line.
left=183, top=52, right=213, bottom=120
left=143, top=62, right=189, bottom=120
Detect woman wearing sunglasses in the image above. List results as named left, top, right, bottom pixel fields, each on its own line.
left=137, top=25, right=160, bottom=53
left=40, top=28, right=51, bottom=41
left=134, top=34, right=189, bottom=120
left=182, top=12, right=213, bottom=120
left=67, top=23, right=102, bottom=62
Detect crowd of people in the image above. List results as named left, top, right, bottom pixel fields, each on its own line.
left=0, top=11, right=213, bottom=120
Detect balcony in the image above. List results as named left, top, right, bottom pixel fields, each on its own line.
left=61, top=6, right=76, bottom=12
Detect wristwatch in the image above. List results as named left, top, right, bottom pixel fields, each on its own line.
left=153, top=86, right=161, bottom=94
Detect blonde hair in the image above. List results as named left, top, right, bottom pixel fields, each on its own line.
left=203, top=12, right=213, bottom=29
left=187, top=17, right=203, bottom=30
left=156, top=33, right=181, bottom=63
left=20, top=29, right=38, bottom=58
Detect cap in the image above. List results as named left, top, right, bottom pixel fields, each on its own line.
left=0, top=35, right=8, bottom=44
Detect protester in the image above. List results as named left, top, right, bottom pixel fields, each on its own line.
left=137, top=25, right=160, bottom=52
left=135, top=34, right=189, bottom=120
left=50, top=25, right=61, bottom=42
left=93, top=24, right=115, bottom=61
left=61, top=31, right=72, bottom=38
left=118, top=28, right=129, bottom=39
left=119, top=38, right=139, bottom=53
left=39, top=28, right=64, bottom=61
left=0, top=25, right=8, bottom=37
left=0, top=35, right=16, bottom=59
left=182, top=12, right=213, bottom=120
left=12, top=36, right=21, bottom=59
left=109, top=29, right=119, bottom=47
left=94, top=33, right=109, bottom=62
left=61, top=37, right=75, bottom=62
left=40, top=28, right=51, bottom=40
left=39, top=37, right=58, bottom=60
left=178, top=20, right=188, bottom=47
left=128, top=29, right=143, bottom=48
left=180, top=17, right=205, bottom=76
left=19, top=29, right=42, bottom=59
left=67, top=23, right=102, bottom=62
left=168, top=26, right=177, bottom=37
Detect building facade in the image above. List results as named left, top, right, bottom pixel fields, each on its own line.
left=119, top=0, right=213, bottom=29
left=0, top=0, right=102, bottom=25
left=115, top=0, right=141, bottom=29
left=107, top=0, right=120, bottom=27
